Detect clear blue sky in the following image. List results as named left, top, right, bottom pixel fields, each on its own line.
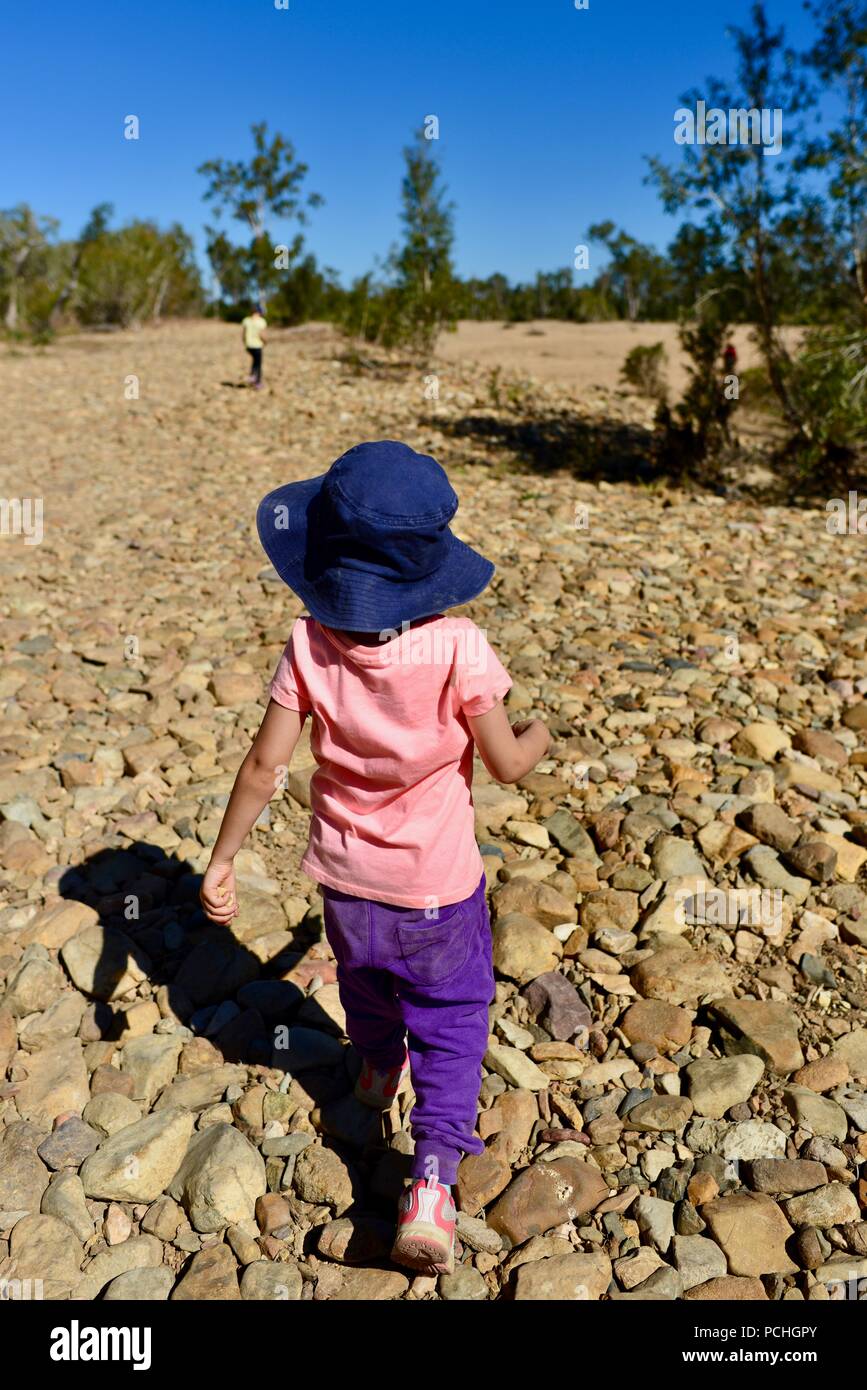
left=1, top=0, right=820, bottom=288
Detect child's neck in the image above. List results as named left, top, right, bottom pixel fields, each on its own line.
left=334, top=614, right=442, bottom=647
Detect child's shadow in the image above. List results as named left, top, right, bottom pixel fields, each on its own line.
left=57, top=842, right=410, bottom=1224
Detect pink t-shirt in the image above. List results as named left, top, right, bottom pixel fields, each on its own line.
left=268, top=615, right=512, bottom=908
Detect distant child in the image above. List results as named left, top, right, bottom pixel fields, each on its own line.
left=200, top=440, right=550, bottom=1274
left=241, top=302, right=267, bottom=388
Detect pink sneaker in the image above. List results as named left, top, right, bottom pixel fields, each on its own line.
left=353, top=1048, right=410, bottom=1110
left=391, top=1177, right=456, bottom=1275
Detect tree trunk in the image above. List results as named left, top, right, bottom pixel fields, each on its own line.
left=751, top=231, right=808, bottom=436
left=49, top=263, right=81, bottom=330
left=4, top=246, right=30, bottom=331
left=850, top=209, right=867, bottom=327
left=151, top=271, right=169, bottom=323
left=4, top=279, right=18, bottom=331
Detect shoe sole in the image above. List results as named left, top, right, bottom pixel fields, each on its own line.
left=391, top=1228, right=455, bottom=1277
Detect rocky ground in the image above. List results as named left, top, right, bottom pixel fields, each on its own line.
left=1, top=320, right=866, bottom=1302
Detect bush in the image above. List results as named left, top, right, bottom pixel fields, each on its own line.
left=620, top=342, right=668, bottom=402
left=653, top=295, right=739, bottom=478
left=737, top=364, right=780, bottom=415
left=77, top=222, right=202, bottom=327
left=787, top=327, right=867, bottom=466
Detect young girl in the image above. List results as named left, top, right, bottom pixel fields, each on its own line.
left=200, top=440, right=550, bottom=1275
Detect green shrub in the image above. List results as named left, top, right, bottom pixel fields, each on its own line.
left=653, top=295, right=739, bottom=478
left=737, top=364, right=780, bottom=415
left=788, top=327, right=867, bottom=464
left=620, top=342, right=668, bottom=402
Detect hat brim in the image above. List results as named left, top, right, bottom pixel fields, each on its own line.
left=256, top=475, right=495, bottom=630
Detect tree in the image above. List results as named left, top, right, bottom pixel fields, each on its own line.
left=0, top=204, right=58, bottom=331
left=666, top=221, right=732, bottom=312
left=646, top=2, right=809, bottom=434
left=800, top=0, right=867, bottom=325
left=588, top=222, right=673, bottom=320
left=198, top=122, right=322, bottom=310
left=48, top=203, right=112, bottom=328
left=654, top=289, right=741, bottom=476
left=458, top=272, right=511, bottom=320
left=269, top=253, right=343, bottom=326
left=202, top=229, right=251, bottom=313
left=77, top=221, right=201, bottom=327
left=387, top=129, right=459, bottom=354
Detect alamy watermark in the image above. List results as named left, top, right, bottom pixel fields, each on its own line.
left=826, top=1275, right=867, bottom=1301
left=826, top=491, right=867, bottom=535
left=1, top=1277, right=44, bottom=1300
left=377, top=619, right=488, bottom=676
left=0, top=496, right=43, bottom=544
left=50, top=1321, right=151, bottom=1370
left=674, top=101, right=783, bottom=157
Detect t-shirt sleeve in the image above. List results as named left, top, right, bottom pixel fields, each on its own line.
left=268, top=625, right=312, bottom=713
left=454, top=625, right=512, bottom=718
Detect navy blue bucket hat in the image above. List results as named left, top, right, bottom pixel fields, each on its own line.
left=256, top=440, right=495, bottom=630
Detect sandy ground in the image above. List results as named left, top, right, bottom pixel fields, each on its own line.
left=439, top=319, right=803, bottom=400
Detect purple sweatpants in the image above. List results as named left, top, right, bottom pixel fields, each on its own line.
left=321, top=871, right=494, bottom=1187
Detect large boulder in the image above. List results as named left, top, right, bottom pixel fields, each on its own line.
left=168, top=1123, right=266, bottom=1233
left=60, top=924, right=150, bottom=1001
left=79, top=1109, right=194, bottom=1202
left=487, top=1159, right=607, bottom=1245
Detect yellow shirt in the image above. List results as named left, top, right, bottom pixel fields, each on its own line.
left=242, top=314, right=266, bottom=348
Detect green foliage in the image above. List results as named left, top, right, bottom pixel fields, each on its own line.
left=786, top=327, right=867, bottom=462
left=338, top=272, right=404, bottom=346
left=199, top=121, right=322, bottom=308
left=486, top=367, right=504, bottom=409
left=588, top=222, right=675, bottom=320
left=336, top=131, right=460, bottom=357
left=203, top=230, right=252, bottom=313
left=799, top=1, right=867, bottom=326
left=737, top=363, right=779, bottom=413
left=645, top=0, right=867, bottom=465
left=384, top=130, right=459, bottom=356
left=0, top=204, right=60, bottom=335
left=46, top=203, right=114, bottom=330
left=646, top=2, right=808, bottom=435
left=1, top=0, right=862, bottom=491
left=0, top=205, right=201, bottom=335
left=620, top=342, right=669, bottom=402
left=268, top=255, right=344, bottom=326
left=666, top=222, right=731, bottom=312
left=77, top=221, right=202, bottom=326
left=654, top=293, right=739, bottom=475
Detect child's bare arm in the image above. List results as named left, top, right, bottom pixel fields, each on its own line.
left=200, top=699, right=305, bottom=923
left=467, top=700, right=550, bottom=784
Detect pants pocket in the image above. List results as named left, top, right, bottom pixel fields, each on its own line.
left=396, top=900, right=470, bottom=987
left=322, top=891, right=369, bottom=969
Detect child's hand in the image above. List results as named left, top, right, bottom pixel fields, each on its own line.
left=511, top=717, right=551, bottom=754
left=468, top=704, right=551, bottom=783
left=200, top=859, right=239, bottom=924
